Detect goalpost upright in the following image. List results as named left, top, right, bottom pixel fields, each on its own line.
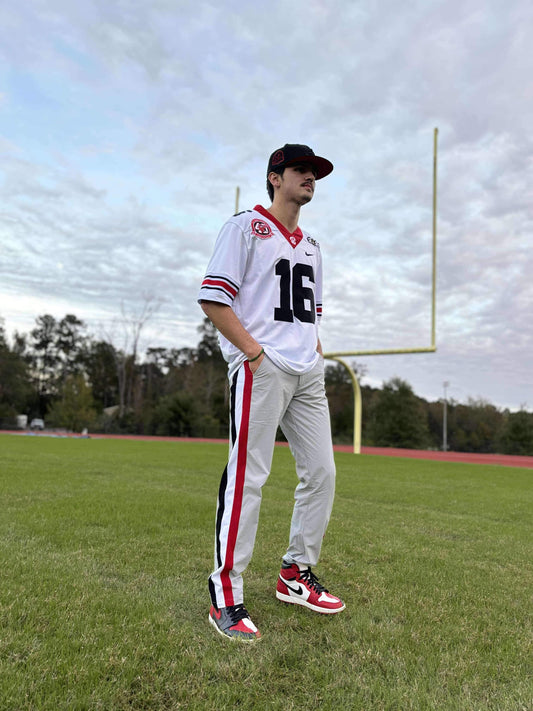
left=233, top=129, right=439, bottom=453
left=324, top=128, right=439, bottom=452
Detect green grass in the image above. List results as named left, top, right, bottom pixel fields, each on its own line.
left=1, top=434, right=532, bottom=710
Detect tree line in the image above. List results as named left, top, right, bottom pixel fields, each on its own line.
left=1, top=313, right=532, bottom=455
left=327, top=367, right=533, bottom=455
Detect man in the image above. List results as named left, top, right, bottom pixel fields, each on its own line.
left=198, top=143, right=345, bottom=642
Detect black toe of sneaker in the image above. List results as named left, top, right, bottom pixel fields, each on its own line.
left=209, top=604, right=261, bottom=642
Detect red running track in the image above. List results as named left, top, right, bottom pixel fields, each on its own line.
left=3, top=431, right=532, bottom=468
left=341, top=445, right=533, bottom=468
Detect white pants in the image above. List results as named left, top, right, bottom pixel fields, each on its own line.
left=208, top=355, right=336, bottom=609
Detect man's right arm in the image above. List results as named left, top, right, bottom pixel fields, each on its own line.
left=200, top=301, right=264, bottom=372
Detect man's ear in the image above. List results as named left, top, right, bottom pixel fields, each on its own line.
left=268, top=171, right=281, bottom=190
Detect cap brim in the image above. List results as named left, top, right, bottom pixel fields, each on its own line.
left=284, top=155, right=334, bottom=180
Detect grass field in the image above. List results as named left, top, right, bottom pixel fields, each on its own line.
left=1, top=434, right=532, bottom=710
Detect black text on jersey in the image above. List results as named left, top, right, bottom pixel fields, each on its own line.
left=274, top=260, right=316, bottom=324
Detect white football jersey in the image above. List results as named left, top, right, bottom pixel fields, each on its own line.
left=198, top=205, right=323, bottom=377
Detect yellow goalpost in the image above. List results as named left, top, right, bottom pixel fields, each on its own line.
left=233, top=128, right=439, bottom=453
left=324, top=128, right=439, bottom=452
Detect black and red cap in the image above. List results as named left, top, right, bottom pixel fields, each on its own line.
left=267, top=144, right=333, bottom=180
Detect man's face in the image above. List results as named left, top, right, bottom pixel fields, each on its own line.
left=274, top=163, right=318, bottom=205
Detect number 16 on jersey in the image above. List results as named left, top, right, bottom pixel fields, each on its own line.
left=274, top=259, right=316, bottom=324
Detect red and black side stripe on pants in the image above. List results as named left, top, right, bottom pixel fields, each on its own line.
left=209, top=363, right=253, bottom=609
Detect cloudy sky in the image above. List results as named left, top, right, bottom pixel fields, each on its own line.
left=1, top=0, right=531, bottom=411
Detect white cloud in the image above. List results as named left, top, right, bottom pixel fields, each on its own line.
left=0, top=0, right=532, bottom=411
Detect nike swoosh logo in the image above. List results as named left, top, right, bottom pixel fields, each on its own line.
left=305, top=252, right=313, bottom=256
left=280, top=577, right=304, bottom=595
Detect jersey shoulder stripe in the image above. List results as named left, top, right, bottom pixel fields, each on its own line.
left=204, top=273, right=239, bottom=291
left=201, top=274, right=239, bottom=300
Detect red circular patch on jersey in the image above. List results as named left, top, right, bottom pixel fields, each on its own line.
left=251, top=219, right=273, bottom=239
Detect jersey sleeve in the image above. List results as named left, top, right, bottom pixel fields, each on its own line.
left=315, top=249, right=323, bottom=323
left=198, top=218, right=249, bottom=306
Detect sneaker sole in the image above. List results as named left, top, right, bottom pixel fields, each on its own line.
left=208, top=613, right=261, bottom=642
left=276, top=590, right=346, bottom=614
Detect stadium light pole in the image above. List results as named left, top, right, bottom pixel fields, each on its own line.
left=443, top=380, right=449, bottom=451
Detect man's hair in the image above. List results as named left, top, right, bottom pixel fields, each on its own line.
left=266, top=167, right=285, bottom=202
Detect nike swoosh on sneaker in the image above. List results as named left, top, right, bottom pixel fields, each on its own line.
left=280, top=577, right=304, bottom=595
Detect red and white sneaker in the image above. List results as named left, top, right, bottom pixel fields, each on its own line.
left=276, top=563, right=346, bottom=614
left=209, top=604, right=261, bottom=642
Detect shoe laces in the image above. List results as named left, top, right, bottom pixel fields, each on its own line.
left=298, top=567, right=328, bottom=594
left=227, top=603, right=250, bottom=624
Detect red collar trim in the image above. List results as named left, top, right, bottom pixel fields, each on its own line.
left=254, top=205, right=303, bottom=248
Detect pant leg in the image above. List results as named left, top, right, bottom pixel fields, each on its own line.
left=280, top=357, right=336, bottom=567
left=209, top=356, right=295, bottom=609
